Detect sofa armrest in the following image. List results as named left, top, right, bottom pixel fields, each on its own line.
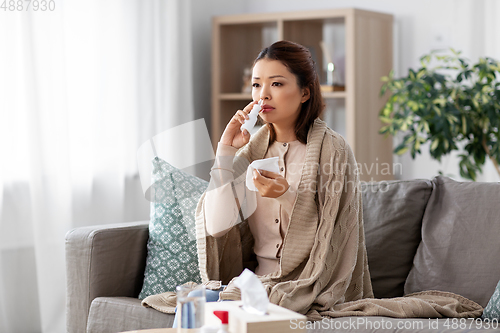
left=65, top=221, right=149, bottom=333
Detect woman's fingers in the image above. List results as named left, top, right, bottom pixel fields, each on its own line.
left=233, top=100, right=259, bottom=127
left=252, top=171, right=266, bottom=194
left=235, top=110, right=249, bottom=124
left=252, top=169, right=289, bottom=198
left=220, top=101, right=259, bottom=148
left=252, top=169, right=266, bottom=185
left=243, top=100, right=259, bottom=113
left=258, top=170, right=280, bottom=179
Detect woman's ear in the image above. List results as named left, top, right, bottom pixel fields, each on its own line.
left=301, top=87, right=311, bottom=103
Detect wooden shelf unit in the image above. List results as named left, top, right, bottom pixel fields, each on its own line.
left=211, top=8, right=394, bottom=181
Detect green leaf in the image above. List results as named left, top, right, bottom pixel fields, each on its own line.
left=450, top=48, right=461, bottom=57
left=433, top=105, right=442, bottom=116
left=415, top=136, right=422, bottom=151
left=423, top=121, right=430, bottom=133
left=409, top=70, right=416, bottom=80
left=446, top=114, right=459, bottom=125
left=482, top=118, right=490, bottom=132
left=407, top=100, right=419, bottom=111
left=433, top=98, right=446, bottom=106
left=404, top=134, right=415, bottom=145
left=379, top=116, right=392, bottom=124
left=420, top=55, right=431, bottom=67
left=472, top=97, right=479, bottom=109
left=380, top=84, right=388, bottom=97
left=380, top=105, right=392, bottom=117
left=395, top=145, right=409, bottom=155
left=431, top=138, right=439, bottom=152
left=379, top=125, right=391, bottom=134
left=450, top=89, right=457, bottom=100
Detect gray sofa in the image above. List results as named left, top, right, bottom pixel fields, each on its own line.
left=66, top=176, right=500, bottom=332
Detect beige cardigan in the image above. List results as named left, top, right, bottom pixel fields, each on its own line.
left=143, top=118, right=482, bottom=320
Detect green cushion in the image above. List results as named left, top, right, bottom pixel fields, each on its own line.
left=482, top=280, right=500, bottom=320
left=138, top=157, right=208, bottom=299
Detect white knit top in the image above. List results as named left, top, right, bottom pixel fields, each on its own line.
left=204, top=139, right=306, bottom=275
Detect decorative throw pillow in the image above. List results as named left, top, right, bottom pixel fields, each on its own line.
left=482, top=279, right=500, bottom=320
left=361, top=179, right=433, bottom=298
left=138, top=157, right=208, bottom=299
left=405, top=176, right=500, bottom=307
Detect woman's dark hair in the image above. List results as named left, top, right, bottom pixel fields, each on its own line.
left=254, top=40, right=324, bottom=144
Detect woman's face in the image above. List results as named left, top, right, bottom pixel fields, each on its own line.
left=251, top=59, right=310, bottom=130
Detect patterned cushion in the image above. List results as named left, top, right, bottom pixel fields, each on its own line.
left=138, top=157, right=208, bottom=299
left=483, top=280, right=500, bottom=320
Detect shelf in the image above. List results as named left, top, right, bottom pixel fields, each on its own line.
left=212, top=8, right=394, bottom=181
left=219, top=92, right=345, bottom=100
left=322, top=91, right=346, bottom=99
left=220, top=93, right=252, bottom=100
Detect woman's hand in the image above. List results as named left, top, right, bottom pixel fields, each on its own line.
left=220, top=100, right=260, bottom=149
left=252, top=170, right=289, bottom=198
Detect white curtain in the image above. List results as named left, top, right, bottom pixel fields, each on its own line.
left=0, top=0, right=194, bottom=332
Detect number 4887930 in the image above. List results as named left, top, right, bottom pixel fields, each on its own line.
left=1, top=0, right=56, bottom=11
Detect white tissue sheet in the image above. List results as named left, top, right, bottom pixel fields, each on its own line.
left=234, top=268, right=269, bottom=315
left=245, top=157, right=280, bottom=192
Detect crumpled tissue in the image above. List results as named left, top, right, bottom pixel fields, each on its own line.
left=245, top=157, right=280, bottom=191
left=234, top=268, right=269, bottom=315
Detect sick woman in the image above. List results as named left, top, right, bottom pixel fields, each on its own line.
left=195, top=40, right=373, bottom=320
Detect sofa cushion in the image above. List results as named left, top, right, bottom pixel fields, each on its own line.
left=405, top=176, right=500, bottom=307
left=138, top=157, right=208, bottom=299
left=361, top=179, right=433, bottom=298
left=86, top=297, right=174, bottom=333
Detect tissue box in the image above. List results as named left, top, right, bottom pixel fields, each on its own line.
left=205, top=301, right=307, bottom=333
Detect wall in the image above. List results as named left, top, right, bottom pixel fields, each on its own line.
left=193, top=0, right=500, bottom=181
left=190, top=0, right=249, bottom=134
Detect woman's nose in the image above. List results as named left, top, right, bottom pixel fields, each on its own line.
left=260, top=85, right=271, bottom=100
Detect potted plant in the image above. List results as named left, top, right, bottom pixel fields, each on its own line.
left=379, top=49, right=500, bottom=180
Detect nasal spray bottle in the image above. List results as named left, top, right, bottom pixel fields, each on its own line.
left=213, top=311, right=229, bottom=333
left=240, top=99, right=263, bottom=134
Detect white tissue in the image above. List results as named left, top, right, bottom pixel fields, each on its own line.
left=245, top=157, right=280, bottom=191
left=234, top=268, right=269, bottom=315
